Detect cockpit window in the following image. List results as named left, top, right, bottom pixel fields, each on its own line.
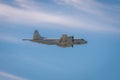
left=81, top=39, right=84, bottom=40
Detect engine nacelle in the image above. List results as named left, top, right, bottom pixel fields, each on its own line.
left=68, top=36, right=74, bottom=47
left=57, top=36, right=74, bottom=48
left=68, top=36, right=74, bottom=42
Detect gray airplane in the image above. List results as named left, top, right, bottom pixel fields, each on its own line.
left=23, top=30, right=87, bottom=48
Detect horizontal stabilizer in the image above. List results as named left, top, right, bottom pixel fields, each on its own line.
left=22, top=39, right=32, bottom=41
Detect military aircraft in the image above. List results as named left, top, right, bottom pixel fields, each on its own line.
left=23, top=30, right=87, bottom=48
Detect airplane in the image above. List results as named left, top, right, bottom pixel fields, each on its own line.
left=23, top=30, right=87, bottom=48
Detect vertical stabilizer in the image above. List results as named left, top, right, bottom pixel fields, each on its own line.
left=33, top=30, right=44, bottom=40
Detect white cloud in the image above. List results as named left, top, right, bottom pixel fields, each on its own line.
left=0, top=71, right=28, bottom=80
left=0, top=3, right=72, bottom=25
left=14, top=0, right=39, bottom=9
left=0, top=0, right=120, bottom=33
left=55, top=0, right=120, bottom=24
left=55, top=0, right=104, bottom=14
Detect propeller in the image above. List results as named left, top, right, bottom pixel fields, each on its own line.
left=72, top=45, right=73, bottom=48
left=71, top=36, right=74, bottom=42
left=71, top=36, right=74, bottom=48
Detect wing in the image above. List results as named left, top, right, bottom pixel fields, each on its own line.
left=57, top=34, right=74, bottom=47
left=58, top=34, right=68, bottom=43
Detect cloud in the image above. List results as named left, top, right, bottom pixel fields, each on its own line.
left=0, top=3, right=73, bottom=26
left=55, top=0, right=120, bottom=15
left=55, top=0, right=104, bottom=14
left=55, top=0, right=120, bottom=24
left=0, top=71, right=28, bottom=80
left=0, top=0, right=120, bottom=33
left=14, top=0, right=39, bottom=9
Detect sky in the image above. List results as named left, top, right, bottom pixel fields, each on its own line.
left=0, top=0, right=120, bottom=80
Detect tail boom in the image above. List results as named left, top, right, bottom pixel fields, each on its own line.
left=22, top=39, right=32, bottom=41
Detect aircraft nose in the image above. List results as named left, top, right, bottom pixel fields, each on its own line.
left=81, top=39, right=87, bottom=44
left=85, top=40, right=87, bottom=43
left=84, top=40, right=87, bottom=44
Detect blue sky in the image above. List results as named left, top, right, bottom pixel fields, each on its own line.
left=0, top=0, right=120, bottom=80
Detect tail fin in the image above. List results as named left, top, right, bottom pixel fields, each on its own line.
left=33, top=30, right=44, bottom=40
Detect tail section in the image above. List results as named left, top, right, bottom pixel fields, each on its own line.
left=33, top=30, right=44, bottom=40
left=22, top=39, right=32, bottom=41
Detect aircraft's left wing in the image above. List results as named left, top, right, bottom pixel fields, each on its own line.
left=58, top=34, right=68, bottom=43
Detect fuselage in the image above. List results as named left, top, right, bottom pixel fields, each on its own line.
left=31, top=38, right=87, bottom=48
left=32, top=38, right=59, bottom=45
